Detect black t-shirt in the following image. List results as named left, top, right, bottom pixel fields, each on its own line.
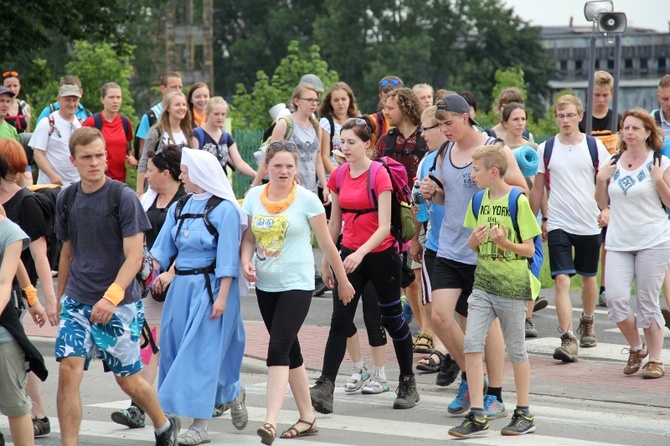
left=579, top=109, right=622, bottom=134
left=145, top=184, right=186, bottom=249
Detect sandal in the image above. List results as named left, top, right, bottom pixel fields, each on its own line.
left=416, top=349, right=446, bottom=373
left=257, top=423, right=276, bottom=445
left=413, top=333, right=433, bottom=354
left=280, top=418, right=319, bottom=439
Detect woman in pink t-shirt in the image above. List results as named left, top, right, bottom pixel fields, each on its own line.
left=310, top=116, right=420, bottom=414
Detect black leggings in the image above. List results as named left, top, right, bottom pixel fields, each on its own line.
left=256, top=288, right=312, bottom=368
left=321, top=248, right=414, bottom=381
left=345, top=281, right=387, bottom=346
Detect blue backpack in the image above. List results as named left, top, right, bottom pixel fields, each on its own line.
left=471, top=187, right=544, bottom=278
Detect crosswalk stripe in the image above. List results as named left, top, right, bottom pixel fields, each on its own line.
left=525, top=337, right=670, bottom=363
left=0, top=407, right=627, bottom=446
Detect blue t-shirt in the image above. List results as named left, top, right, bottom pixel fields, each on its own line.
left=242, top=185, right=325, bottom=292
left=36, top=103, right=90, bottom=124
left=418, top=150, right=444, bottom=253
left=136, top=103, right=164, bottom=140
left=56, top=179, right=152, bottom=306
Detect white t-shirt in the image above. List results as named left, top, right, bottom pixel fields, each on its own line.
left=29, top=111, right=82, bottom=186
left=537, top=135, right=609, bottom=235
left=241, top=185, right=325, bottom=292
left=162, top=130, right=188, bottom=146
left=606, top=151, right=670, bottom=251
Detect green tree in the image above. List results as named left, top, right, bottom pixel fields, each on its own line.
left=66, top=41, right=137, bottom=123
left=233, top=41, right=338, bottom=130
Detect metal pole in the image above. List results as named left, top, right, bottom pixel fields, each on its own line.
left=611, top=33, right=622, bottom=134
left=586, top=23, right=597, bottom=135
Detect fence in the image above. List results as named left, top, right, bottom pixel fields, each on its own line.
left=231, top=129, right=264, bottom=197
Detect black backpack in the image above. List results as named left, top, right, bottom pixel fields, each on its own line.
left=14, top=187, right=60, bottom=269
left=132, top=109, right=158, bottom=159
left=384, top=127, right=427, bottom=160
left=92, top=113, right=132, bottom=140
left=173, top=194, right=223, bottom=241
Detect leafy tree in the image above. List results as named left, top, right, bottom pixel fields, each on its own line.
left=233, top=41, right=338, bottom=130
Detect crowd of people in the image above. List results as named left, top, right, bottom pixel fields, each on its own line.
left=0, top=66, right=669, bottom=446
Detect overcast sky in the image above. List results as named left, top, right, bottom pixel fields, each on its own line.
left=504, top=0, right=669, bottom=32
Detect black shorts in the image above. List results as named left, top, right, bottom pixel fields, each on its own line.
left=547, top=229, right=601, bottom=278
left=432, top=257, right=476, bottom=318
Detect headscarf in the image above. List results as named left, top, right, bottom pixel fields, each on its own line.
left=181, top=148, right=247, bottom=229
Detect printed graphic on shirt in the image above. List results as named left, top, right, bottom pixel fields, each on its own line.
left=251, top=214, right=290, bottom=260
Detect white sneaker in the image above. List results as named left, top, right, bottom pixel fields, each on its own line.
left=344, top=363, right=370, bottom=393
left=361, top=373, right=390, bottom=394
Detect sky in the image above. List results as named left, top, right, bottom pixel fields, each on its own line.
left=504, top=0, right=669, bottom=32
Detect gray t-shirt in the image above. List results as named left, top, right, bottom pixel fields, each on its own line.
left=56, top=179, right=151, bottom=306
left=290, top=121, right=319, bottom=193
left=0, top=218, right=29, bottom=342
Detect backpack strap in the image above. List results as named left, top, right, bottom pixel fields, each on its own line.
left=48, top=103, right=56, bottom=114
left=120, top=115, right=131, bottom=140
left=585, top=135, right=599, bottom=176
left=325, top=113, right=335, bottom=153
left=542, top=136, right=556, bottom=191
left=107, top=180, right=126, bottom=224
left=282, top=116, right=294, bottom=140
left=193, top=127, right=205, bottom=149
left=47, top=114, right=56, bottom=137
left=334, top=163, right=350, bottom=194
left=174, top=194, right=222, bottom=240
left=653, top=109, right=662, bottom=127
left=485, top=128, right=496, bottom=138
left=507, top=187, right=523, bottom=234
left=84, top=108, right=93, bottom=118
left=428, top=141, right=453, bottom=191
left=522, top=129, right=530, bottom=140
left=92, top=113, right=104, bottom=131
left=367, top=161, right=382, bottom=208
left=384, top=128, right=398, bottom=156
left=471, top=190, right=486, bottom=219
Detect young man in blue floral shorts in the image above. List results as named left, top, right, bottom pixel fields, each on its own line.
left=54, top=127, right=179, bottom=446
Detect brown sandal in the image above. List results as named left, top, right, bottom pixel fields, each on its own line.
left=257, top=423, right=276, bottom=445
left=280, top=418, right=319, bottom=439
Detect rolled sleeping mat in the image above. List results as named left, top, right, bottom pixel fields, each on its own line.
left=512, top=145, right=539, bottom=177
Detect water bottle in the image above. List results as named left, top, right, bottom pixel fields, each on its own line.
left=412, top=178, right=430, bottom=222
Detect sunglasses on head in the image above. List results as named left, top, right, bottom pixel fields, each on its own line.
left=2, top=71, right=18, bottom=78
left=267, top=141, right=298, bottom=153
left=379, top=79, right=400, bottom=88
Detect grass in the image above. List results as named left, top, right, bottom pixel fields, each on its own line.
left=538, top=242, right=602, bottom=290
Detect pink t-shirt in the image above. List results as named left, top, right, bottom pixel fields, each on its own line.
left=328, top=163, right=395, bottom=252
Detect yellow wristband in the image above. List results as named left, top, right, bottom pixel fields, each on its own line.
left=23, top=285, right=39, bottom=306
left=102, top=283, right=125, bottom=307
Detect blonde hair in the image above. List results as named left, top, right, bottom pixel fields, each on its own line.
left=421, top=105, right=438, bottom=125
left=658, top=74, right=670, bottom=89
left=291, top=82, right=320, bottom=132
left=472, top=143, right=508, bottom=177
left=594, top=71, right=614, bottom=90
left=555, top=94, right=584, bottom=115
left=206, top=96, right=228, bottom=114
left=154, top=91, right=192, bottom=143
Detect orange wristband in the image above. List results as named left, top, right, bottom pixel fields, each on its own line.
left=102, top=283, right=125, bottom=306
left=23, top=285, right=38, bottom=306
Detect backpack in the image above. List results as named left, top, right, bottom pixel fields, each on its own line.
left=132, top=109, right=158, bottom=159
left=486, top=127, right=530, bottom=141
left=323, top=113, right=336, bottom=153
left=48, top=103, right=92, bottom=119
left=15, top=186, right=61, bottom=269
left=428, top=137, right=498, bottom=190
left=61, top=180, right=127, bottom=238
left=471, top=187, right=544, bottom=278
left=384, top=127, right=427, bottom=160
left=653, top=109, right=663, bottom=128
left=542, top=135, right=599, bottom=191
left=92, top=113, right=132, bottom=140
left=334, top=157, right=415, bottom=250
left=47, top=114, right=83, bottom=137
left=173, top=194, right=223, bottom=242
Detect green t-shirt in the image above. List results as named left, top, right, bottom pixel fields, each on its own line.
left=0, top=120, right=18, bottom=140
left=464, top=189, right=541, bottom=301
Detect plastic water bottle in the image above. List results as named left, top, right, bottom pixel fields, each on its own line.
left=412, top=178, right=429, bottom=222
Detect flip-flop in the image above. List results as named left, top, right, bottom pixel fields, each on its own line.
left=416, top=349, right=446, bottom=373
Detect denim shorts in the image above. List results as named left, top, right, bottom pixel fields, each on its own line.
left=55, top=296, right=144, bottom=377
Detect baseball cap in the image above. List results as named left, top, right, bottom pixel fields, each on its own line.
left=0, top=86, right=15, bottom=97
left=437, top=94, right=479, bottom=127
left=300, top=74, right=324, bottom=93
left=58, top=85, right=82, bottom=98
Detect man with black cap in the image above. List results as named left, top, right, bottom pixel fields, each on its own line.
left=29, top=84, right=83, bottom=187
left=420, top=94, right=527, bottom=423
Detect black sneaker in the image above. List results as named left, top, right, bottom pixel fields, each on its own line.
left=448, top=412, right=489, bottom=438
left=111, top=405, right=146, bottom=428
left=33, top=416, right=51, bottom=437
left=532, top=296, right=549, bottom=312
left=436, top=354, right=460, bottom=387
left=501, top=409, right=536, bottom=435
left=313, top=274, right=328, bottom=297
left=155, top=413, right=180, bottom=446
left=310, top=377, right=334, bottom=414
left=393, top=374, right=420, bottom=409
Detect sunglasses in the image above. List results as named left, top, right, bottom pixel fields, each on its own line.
left=379, top=79, right=400, bottom=88
left=345, top=117, right=367, bottom=126
left=267, top=141, right=298, bottom=153
left=420, top=124, right=439, bottom=133
left=2, top=71, right=18, bottom=78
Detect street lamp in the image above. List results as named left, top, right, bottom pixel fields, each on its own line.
left=583, top=1, right=627, bottom=135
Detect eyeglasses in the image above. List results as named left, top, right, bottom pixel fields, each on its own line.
left=2, top=71, right=18, bottom=78
left=420, top=124, right=439, bottom=133
left=267, top=141, right=298, bottom=153
left=555, top=113, right=578, bottom=120
left=379, top=79, right=400, bottom=88
left=298, top=97, right=319, bottom=105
